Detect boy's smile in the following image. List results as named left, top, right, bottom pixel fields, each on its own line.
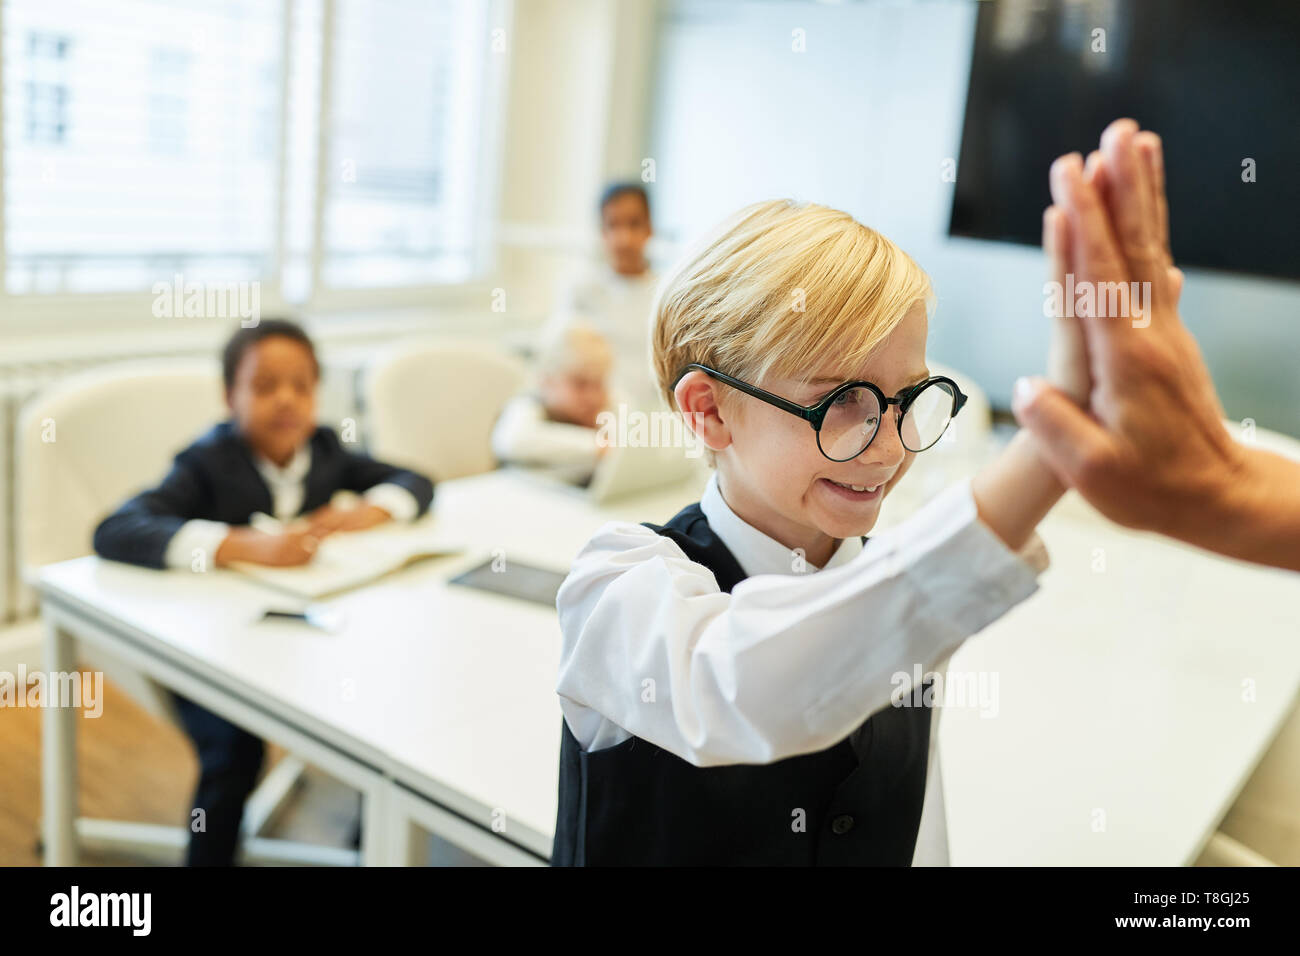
left=818, top=478, right=885, bottom=502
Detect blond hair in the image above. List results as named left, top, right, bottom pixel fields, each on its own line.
left=651, top=200, right=933, bottom=412
left=535, top=320, right=613, bottom=378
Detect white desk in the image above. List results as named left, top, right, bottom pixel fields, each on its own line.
left=879, top=453, right=1300, bottom=865
left=40, top=469, right=1300, bottom=866
left=38, top=469, right=707, bottom=866
left=938, top=500, right=1300, bottom=864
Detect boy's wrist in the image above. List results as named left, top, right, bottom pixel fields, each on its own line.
left=972, top=429, right=1066, bottom=553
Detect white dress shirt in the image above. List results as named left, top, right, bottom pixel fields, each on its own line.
left=555, top=471, right=1050, bottom=865
left=548, top=263, right=661, bottom=412
left=162, top=444, right=420, bottom=569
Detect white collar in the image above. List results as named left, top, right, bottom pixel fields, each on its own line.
left=255, top=443, right=311, bottom=485
left=698, top=471, right=862, bottom=578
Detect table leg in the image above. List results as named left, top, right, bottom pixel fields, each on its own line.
left=41, top=614, right=78, bottom=866
left=382, top=787, right=426, bottom=866
left=359, top=781, right=390, bottom=866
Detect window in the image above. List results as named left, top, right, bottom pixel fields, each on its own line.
left=0, top=0, right=505, bottom=303
left=146, top=47, right=194, bottom=156
left=322, top=0, right=492, bottom=288
left=2, top=0, right=282, bottom=294
left=24, top=32, right=70, bottom=145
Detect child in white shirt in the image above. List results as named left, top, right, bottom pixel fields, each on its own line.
left=553, top=198, right=1087, bottom=866
left=547, top=182, right=661, bottom=412
left=492, top=324, right=613, bottom=482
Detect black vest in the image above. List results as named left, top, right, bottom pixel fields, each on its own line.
left=552, top=502, right=932, bottom=866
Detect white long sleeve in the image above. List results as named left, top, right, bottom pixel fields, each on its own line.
left=491, top=394, right=602, bottom=471
left=163, top=518, right=231, bottom=570
left=555, top=476, right=1048, bottom=768
left=363, top=483, right=420, bottom=522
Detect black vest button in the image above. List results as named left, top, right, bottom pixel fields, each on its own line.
left=831, top=814, right=855, bottom=835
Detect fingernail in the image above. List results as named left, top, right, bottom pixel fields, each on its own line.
left=1050, top=156, right=1067, bottom=191
left=1013, top=376, right=1039, bottom=408
left=1065, top=153, right=1083, bottom=183
left=1101, top=120, right=1132, bottom=156
left=1052, top=154, right=1080, bottom=194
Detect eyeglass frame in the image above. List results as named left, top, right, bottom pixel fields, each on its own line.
left=675, top=362, right=968, bottom=461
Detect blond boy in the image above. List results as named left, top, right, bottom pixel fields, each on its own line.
left=552, top=199, right=1081, bottom=866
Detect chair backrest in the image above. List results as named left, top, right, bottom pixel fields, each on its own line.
left=16, top=359, right=225, bottom=725
left=17, top=359, right=226, bottom=574
left=362, top=339, right=528, bottom=481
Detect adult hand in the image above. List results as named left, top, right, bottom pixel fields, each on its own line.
left=1013, top=119, right=1300, bottom=571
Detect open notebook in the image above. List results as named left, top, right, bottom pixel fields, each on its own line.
left=228, top=520, right=463, bottom=599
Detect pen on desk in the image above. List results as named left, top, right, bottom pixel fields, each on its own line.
left=261, top=605, right=345, bottom=631
left=263, top=609, right=310, bottom=621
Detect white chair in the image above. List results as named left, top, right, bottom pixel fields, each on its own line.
left=17, top=360, right=346, bottom=865
left=362, top=338, right=528, bottom=482
left=17, top=359, right=228, bottom=725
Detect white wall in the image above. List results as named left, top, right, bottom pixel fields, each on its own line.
left=645, top=0, right=1300, bottom=437
left=494, top=0, right=660, bottom=321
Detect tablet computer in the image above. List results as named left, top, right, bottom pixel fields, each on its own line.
left=448, top=558, right=567, bottom=607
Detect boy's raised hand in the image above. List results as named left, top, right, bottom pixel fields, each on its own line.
left=1042, top=200, right=1089, bottom=405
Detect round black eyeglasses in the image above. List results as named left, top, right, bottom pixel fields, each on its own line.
left=677, top=363, right=967, bottom=462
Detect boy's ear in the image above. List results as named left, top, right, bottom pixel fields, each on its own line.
left=223, top=386, right=235, bottom=413
left=674, top=371, right=732, bottom=452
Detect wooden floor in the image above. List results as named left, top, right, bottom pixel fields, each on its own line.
left=0, top=670, right=360, bottom=866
